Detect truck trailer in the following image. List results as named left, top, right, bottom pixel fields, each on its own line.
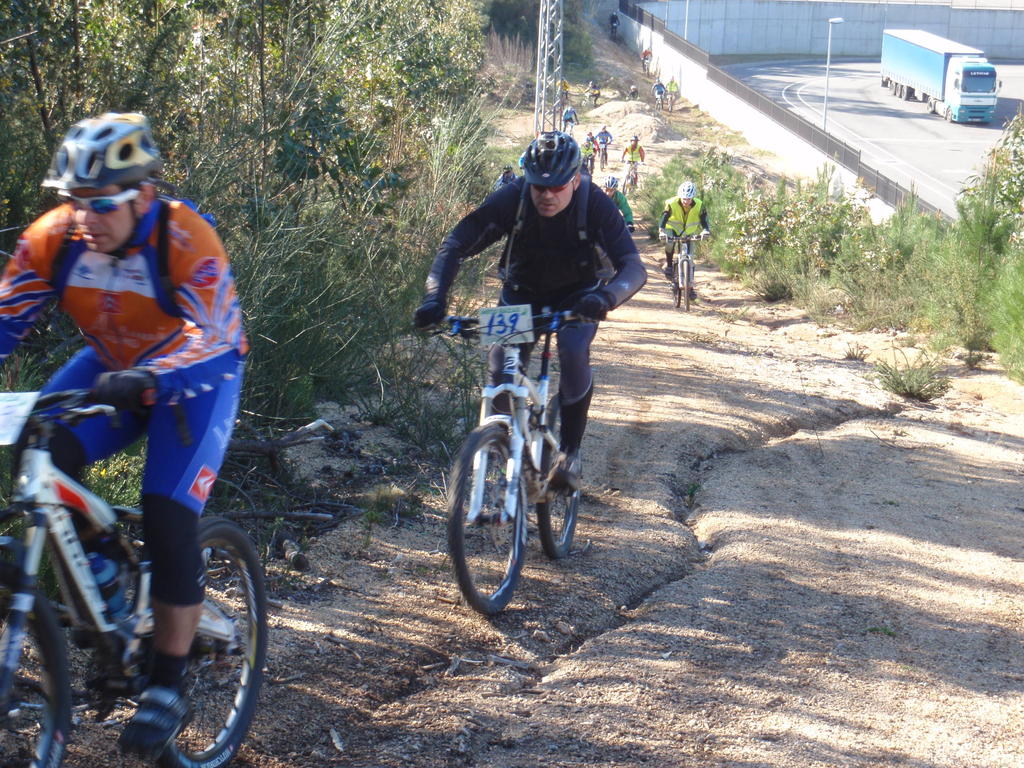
left=880, top=29, right=999, bottom=123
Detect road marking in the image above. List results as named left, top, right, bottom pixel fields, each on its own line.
left=782, top=75, right=957, bottom=207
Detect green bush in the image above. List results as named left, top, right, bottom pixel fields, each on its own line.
left=874, top=351, right=951, bottom=402
left=990, top=242, right=1024, bottom=381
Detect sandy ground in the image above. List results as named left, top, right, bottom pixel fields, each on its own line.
left=53, top=24, right=1024, bottom=768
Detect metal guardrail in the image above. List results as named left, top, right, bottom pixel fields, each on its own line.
left=620, top=0, right=947, bottom=218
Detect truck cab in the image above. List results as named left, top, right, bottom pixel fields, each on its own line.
left=941, top=57, right=1000, bottom=122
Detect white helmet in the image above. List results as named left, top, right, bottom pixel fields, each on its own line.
left=604, top=176, right=619, bottom=189
left=677, top=181, right=697, bottom=199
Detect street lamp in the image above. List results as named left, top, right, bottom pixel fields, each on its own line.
left=822, top=17, right=844, bottom=132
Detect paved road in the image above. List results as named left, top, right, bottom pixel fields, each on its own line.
left=723, top=60, right=1024, bottom=217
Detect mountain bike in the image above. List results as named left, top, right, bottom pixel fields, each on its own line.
left=0, top=389, right=267, bottom=768
left=661, top=231, right=707, bottom=311
left=654, top=93, right=665, bottom=112
left=641, top=55, right=651, bottom=75
left=667, top=92, right=677, bottom=112
left=588, top=88, right=600, bottom=108
left=622, top=161, right=641, bottom=196
left=598, top=143, right=609, bottom=171
left=440, top=308, right=582, bottom=615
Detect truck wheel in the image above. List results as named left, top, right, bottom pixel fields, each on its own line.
left=880, top=77, right=887, bottom=88
left=944, top=107, right=953, bottom=122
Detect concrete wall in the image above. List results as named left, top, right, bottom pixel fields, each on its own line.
left=642, top=0, right=1024, bottom=57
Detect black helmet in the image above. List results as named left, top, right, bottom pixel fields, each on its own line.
left=43, top=112, right=163, bottom=191
left=503, top=164, right=513, bottom=172
left=522, top=131, right=580, bottom=187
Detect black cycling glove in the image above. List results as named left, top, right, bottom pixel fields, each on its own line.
left=92, top=369, right=158, bottom=413
left=413, top=297, right=446, bottom=328
left=572, top=290, right=612, bottom=322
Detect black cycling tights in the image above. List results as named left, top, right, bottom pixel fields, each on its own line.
left=487, top=321, right=597, bottom=453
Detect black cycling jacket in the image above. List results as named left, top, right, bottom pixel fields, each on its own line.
left=424, top=177, right=646, bottom=309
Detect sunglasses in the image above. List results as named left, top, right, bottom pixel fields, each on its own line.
left=59, top=187, right=139, bottom=214
left=530, top=181, right=573, bottom=194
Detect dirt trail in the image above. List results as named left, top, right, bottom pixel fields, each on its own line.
left=60, top=25, right=1024, bottom=768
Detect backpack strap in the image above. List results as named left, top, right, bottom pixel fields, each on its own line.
left=498, top=182, right=530, bottom=279
left=154, top=200, right=183, bottom=318
left=49, top=227, right=77, bottom=300
left=575, top=177, right=590, bottom=245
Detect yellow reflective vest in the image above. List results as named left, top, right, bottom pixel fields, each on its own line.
left=663, top=196, right=704, bottom=235
left=623, top=145, right=644, bottom=163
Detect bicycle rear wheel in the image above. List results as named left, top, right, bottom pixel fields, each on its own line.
left=535, top=396, right=581, bottom=560
left=160, top=517, right=267, bottom=768
left=447, top=423, right=528, bottom=615
left=0, top=564, right=71, bottom=768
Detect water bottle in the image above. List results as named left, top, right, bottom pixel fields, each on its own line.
left=87, top=549, right=128, bottom=620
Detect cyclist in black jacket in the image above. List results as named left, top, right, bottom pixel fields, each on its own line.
left=414, top=131, right=646, bottom=491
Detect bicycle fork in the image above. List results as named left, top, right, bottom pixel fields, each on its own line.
left=0, top=509, right=46, bottom=718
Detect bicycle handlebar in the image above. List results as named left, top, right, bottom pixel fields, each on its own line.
left=659, top=232, right=709, bottom=243
left=437, top=310, right=581, bottom=342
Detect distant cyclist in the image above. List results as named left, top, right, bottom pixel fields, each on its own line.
left=641, top=48, right=652, bottom=74
left=494, top=164, right=518, bottom=191
left=580, top=136, right=596, bottom=175
left=602, top=176, right=634, bottom=232
left=561, top=104, right=579, bottom=134
left=621, top=135, right=646, bottom=164
left=652, top=78, right=667, bottom=108
left=559, top=78, right=572, bottom=108
left=666, top=76, right=680, bottom=110
left=596, top=126, right=613, bottom=169
left=609, top=11, right=619, bottom=38
left=659, top=180, right=711, bottom=288
left=628, top=84, right=639, bottom=101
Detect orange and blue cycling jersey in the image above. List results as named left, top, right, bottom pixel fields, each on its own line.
left=1, top=198, right=248, bottom=513
left=0, top=198, right=248, bottom=401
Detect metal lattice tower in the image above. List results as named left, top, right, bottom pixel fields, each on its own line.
left=533, top=0, right=564, bottom=135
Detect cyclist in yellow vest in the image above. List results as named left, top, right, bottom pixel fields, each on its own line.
left=621, top=135, right=645, bottom=164
left=659, top=180, right=711, bottom=285
left=667, top=77, right=680, bottom=110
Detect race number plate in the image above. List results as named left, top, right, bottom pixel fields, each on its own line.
left=478, top=305, right=534, bottom=345
left=0, top=392, right=39, bottom=446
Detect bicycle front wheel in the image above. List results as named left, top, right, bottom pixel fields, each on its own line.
left=673, top=259, right=683, bottom=308
left=447, top=423, right=528, bottom=615
left=683, top=257, right=691, bottom=312
left=535, top=396, right=580, bottom=560
left=161, top=517, right=267, bottom=768
left=0, top=564, right=71, bottom=768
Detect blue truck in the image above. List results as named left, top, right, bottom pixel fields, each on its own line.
left=880, top=29, right=1000, bottom=123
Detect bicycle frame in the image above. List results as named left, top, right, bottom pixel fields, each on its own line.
left=0, top=402, right=236, bottom=716
left=467, top=320, right=563, bottom=527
